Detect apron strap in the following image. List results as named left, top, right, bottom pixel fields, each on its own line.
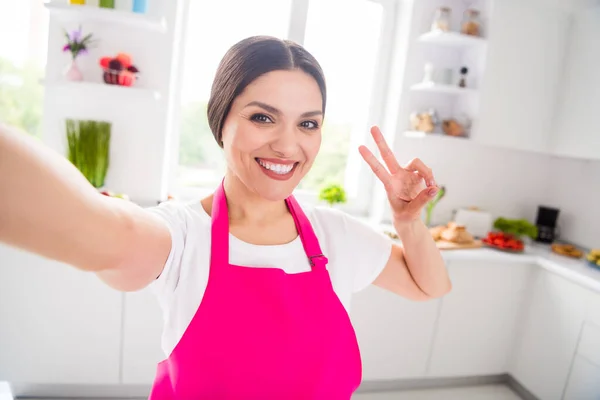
left=285, top=195, right=329, bottom=271
left=210, top=181, right=229, bottom=269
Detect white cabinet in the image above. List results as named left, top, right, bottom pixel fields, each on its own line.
left=427, top=260, right=532, bottom=377
left=474, top=0, right=570, bottom=153
left=563, top=355, right=600, bottom=400
left=552, top=9, right=600, bottom=161
left=121, top=287, right=164, bottom=384
left=510, top=269, right=588, bottom=400
left=350, top=285, right=439, bottom=380
left=0, top=244, right=122, bottom=385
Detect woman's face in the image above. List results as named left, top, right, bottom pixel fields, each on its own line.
left=221, top=69, right=324, bottom=201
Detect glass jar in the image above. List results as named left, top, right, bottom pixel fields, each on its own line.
left=431, top=7, right=451, bottom=32
left=461, top=9, right=482, bottom=36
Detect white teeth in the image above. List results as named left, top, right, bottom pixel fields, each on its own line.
left=257, top=159, right=294, bottom=175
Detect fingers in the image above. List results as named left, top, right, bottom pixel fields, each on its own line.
left=359, top=145, right=391, bottom=188
left=370, top=126, right=401, bottom=174
left=404, top=158, right=436, bottom=187
left=407, top=186, right=440, bottom=215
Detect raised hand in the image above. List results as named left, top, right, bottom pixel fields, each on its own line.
left=359, top=126, right=439, bottom=224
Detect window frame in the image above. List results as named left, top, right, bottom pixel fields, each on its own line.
left=168, top=0, right=398, bottom=216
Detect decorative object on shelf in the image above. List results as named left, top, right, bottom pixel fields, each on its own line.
left=66, top=119, right=111, bottom=188
left=62, top=26, right=95, bottom=82
left=431, top=6, right=451, bottom=32
left=410, top=109, right=438, bottom=133
left=69, top=0, right=85, bottom=4
left=459, top=66, right=468, bottom=88
left=442, top=118, right=466, bottom=137
left=424, top=185, right=445, bottom=227
left=318, top=183, right=347, bottom=207
left=422, top=62, right=435, bottom=84
left=461, top=8, right=482, bottom=37
left=99, top=53, right=140, bottom=87
left=133, top=0, right=148, bottom=14
left=99, top=0, right=115, bottom=8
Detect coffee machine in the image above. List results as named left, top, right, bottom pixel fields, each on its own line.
left=534, top=206, right=560, bottom=243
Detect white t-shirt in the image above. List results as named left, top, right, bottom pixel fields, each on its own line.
left=147, top=200, right=393, bottom=357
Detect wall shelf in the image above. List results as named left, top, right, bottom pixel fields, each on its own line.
left=42, top=80, right=162, bottom=100
left=410, top=82, right=477, bottom=95
left=404, top=130, right=469, bottom=140
left=44, top=1, right=167, bottom=33
left=418, top=31, right=486, bottom=47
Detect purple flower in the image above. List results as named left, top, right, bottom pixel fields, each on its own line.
left=63, top=44, right=71, bottom=52
left=79, top=48, right=88, bottom=55
left=70, top=28, right=82, bottom=43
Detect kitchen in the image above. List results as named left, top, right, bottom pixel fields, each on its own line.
left=1, top=0, right=600, bottom=399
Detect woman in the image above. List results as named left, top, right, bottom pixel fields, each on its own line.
left=0, top=36, right=450, bottom=399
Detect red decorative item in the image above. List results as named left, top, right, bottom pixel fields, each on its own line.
left=99, top=53, right=139, bottom=87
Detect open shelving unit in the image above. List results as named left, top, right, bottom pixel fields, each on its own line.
left=410, top=82, right=477, bottom=96
left=44, top=1, right=168, bottom=33
left=42, top=80, right=162, bottom=100
left=417, top=31, right=486, bottom=48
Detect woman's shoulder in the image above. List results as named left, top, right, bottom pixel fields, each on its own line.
left=146, top=199, right=211, bottom=227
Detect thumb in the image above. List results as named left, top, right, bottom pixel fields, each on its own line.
left=408, top=186, right=439, bottom=214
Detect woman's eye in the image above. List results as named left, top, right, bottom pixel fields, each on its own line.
left=301, top=120, right=319, bottom=129
left=250, top=113, right=273, bottom=123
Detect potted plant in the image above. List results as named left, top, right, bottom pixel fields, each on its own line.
left=62, top=26, right=95, bottom=81
left=318, top=183, right=347, bottom=208
left=66, top=119, right=111, bottom=189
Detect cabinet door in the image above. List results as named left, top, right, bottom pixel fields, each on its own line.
left=350, top=285, right=439, bottom=380
left=427, top=261, right=532, bottom=377
left=474, top=0, right=570, bottom=153
left=563, top=355, right=600, bottom=400
left=0, top=245, right=122, bottom=385
left=509, top=269, right=588, bottom=400
left=121, top=288, right=165, bottom=384
left=551, top=10, right=600, bottom=160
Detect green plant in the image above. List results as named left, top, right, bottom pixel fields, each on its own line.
left=424, top=186, right=445, bottom=226
left=493, top=217, right=538, bottom=239
left=66, top=119, right=111, bottom=188
left=318, top=183, right=347, bottom=206
left=63, top=26, right=95, bottom=60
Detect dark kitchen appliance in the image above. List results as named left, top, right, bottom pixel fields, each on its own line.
left=535, top=206, right=560, bottom=243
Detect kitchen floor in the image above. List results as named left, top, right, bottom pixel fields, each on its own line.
left=18, top=384, right=522, bottom=400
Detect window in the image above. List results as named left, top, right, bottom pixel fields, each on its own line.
left=174, top=0, right=390, bottom=210
left=0, top=0, right=49, bottom=138
left=175, top=0, right=292, bottom=191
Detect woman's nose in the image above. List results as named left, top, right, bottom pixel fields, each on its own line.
left=269, top=125, right=298, bottom=156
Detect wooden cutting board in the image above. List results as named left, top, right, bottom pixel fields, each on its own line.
left=436, top=239, right=483, bottom=250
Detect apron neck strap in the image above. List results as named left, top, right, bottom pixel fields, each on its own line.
left=210, top=180, right=328, bottom=271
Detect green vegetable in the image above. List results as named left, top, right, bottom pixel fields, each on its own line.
left=66, top=119, right=111, bottom=188
left=318, top=183, right=347, bottom=206
left=493, top=217, right=538, bottom=239
left=424, top=186, right=445, bottom=227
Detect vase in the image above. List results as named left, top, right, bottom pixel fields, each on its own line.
left=64, top=59, right=83, bottom=82
left=132, top=0, right=147, bottom=13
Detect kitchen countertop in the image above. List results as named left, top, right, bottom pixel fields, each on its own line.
left=438, top=243, right=600, bottom=293
left=377, top=222, right=600, bottom=293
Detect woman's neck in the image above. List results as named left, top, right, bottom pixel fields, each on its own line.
left=222, top=170, right=289, bottom=224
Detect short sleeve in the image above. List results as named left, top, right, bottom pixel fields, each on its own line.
left=145, top=201, right=188, bottom=298
left=341, top=213, right=394, bottom=293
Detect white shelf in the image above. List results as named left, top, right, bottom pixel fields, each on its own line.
left=410, top=82, right=477, bottom=95
left=42, top=80, right=162, bottom=100
left=404, top=131, right=469, bottom=140
left=44, top=1, right=167, bottom=33
left=418, top=31, right=486, bottom=47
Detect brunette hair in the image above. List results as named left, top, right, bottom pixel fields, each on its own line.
left=207, top=36, right=327, bottom=147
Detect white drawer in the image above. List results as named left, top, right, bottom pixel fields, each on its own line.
left=578, top=322, right=600, bottom=367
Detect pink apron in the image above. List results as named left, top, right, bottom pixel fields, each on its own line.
left=148, top=182, right=362, bottom=399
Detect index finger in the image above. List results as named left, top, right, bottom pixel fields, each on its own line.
left=370, top=126, right=401, bottom=174
left=358, top=145, right=392, bottom=188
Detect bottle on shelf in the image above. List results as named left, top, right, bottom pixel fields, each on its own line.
left=431, top=7, right=452, bottom=32
left=461, top=9, right=482, bottom=37
left=459, top=67, right=469, bottom=88
left=99, top=0, right=115, bottom=8
left=69, top=0, right=85, bottom=4
left=133, top=0, right=148, bottom=14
